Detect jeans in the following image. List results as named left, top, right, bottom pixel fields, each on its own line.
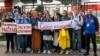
left=72, top=29, right=81, bottom=52
left=13, top=34, right=20, bottom=51
left=85, top=33, right=97, bottom=54
left=20, top=35, right=28, bottom=52
left=43, top=40, right=51, bottom=51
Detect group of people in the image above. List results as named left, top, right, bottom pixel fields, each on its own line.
left=3, top=8, right=99, bottom=56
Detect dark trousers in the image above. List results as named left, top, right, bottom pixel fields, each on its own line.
left=81, top=35, right=86, bottom=49
left=81, top=28, right=86, bottom=49
left=69, top=29, right=73, bottom=49
left=27, top=35, right=31, bottom=48
left=40, top=31, right=43, bottom=51
left=85, top=33, right=97, bottom=54
left=6, top=34, right=14, bottom=51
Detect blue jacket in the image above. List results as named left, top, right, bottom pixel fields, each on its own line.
left=84, top=15, right=99, bottom=34
left=30, top=18, right=40, bottom=29
left=18, top=17, right=30, bottom=24
left=43, top=18, right=53, bottom=35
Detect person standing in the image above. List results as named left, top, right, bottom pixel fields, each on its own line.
left=38, top=12, right=44, bottom=53
left=72, top=9, right=83, bottom=53
left=79, top=10, right=86, bottom=52
left=3, top=12, right=15, bottom=53
left=18, top=12, right=30, bottom=53
left=13, top=11, right=21, bottom=53
left=68, top=11, right=74, bottom=54
left=30, top=11, right=41, bottom=53
left=42, top=13, right=53, bottom=54
left=53, top=15, right=60, bottom=53
left=84, top=9, right=99, bottom=56
left=26, top=12, right=32, bottom=51
left=59, top=10, right=71, bottom=54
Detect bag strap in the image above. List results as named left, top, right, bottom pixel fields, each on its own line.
left=79, top=16, right=81, bottom=21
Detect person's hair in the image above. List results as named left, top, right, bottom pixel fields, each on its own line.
left=27, top=12, right=31, bottom=17
left=63, top=10, right=68, bottom=18
left=38, top=12, right=43, bottom=17
left=44, top=10, right=49, bottom=15
left=14, top=10, right=18, bottom=13
left=22, top=12, right=26, bottom=15
left=68, top=11, right=73, bottom=16
left=5, top=12, right=11, bottom=19
left=31, top=10, right=38, bottom=18
left=45, top=13, right=50, bottom=17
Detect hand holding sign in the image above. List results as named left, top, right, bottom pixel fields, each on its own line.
left=1, top=22, right=16, bottom=33
left=17, top=24, right=32, bottom=35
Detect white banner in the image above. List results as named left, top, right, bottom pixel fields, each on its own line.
left=1, top=22, right=16, bottom=33
left=17, top=24, right=32, bottom=35
left=38, top=20, right=73, bottom=30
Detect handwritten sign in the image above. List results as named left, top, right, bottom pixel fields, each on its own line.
left=1, top=22, right=16, bottom=33
left=17, top=24, right=32, bottom=35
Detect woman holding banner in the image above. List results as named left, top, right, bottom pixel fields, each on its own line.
left=42, top=13, right=53, bottom=54
left=53, top=15, right=61, bottom=53
left=59, top=10, right=71, bottom=54
left=18, top=12, right=30, bottom=53
left=3, top=12, right=15, bottom=53
left=30, top=11, right=41, bottom=53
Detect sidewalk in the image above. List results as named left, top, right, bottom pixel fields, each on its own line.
left=0, top=46, right=100, bottom=56
left=0, top=41, right=100, bottom=49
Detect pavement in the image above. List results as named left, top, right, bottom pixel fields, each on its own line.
left=0, top=46, right=100, bottom=56
left=1, top=41, right=100, bottom=49
left=0, top=41, right=100, bottom=56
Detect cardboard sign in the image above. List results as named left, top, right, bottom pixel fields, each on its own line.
left=17, top=24, right=32, bottom=35
left=1, top=22, right=16, bottom=33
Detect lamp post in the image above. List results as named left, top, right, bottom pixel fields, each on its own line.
left=41, top=0, right=43, bottom=12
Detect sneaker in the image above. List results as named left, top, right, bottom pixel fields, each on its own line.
left=26, top=47, right=31, bottom=52
left=81, top=49, right=86, bottom=54
left=69, top=50, right=73, bottom=54
left=48, top=50, right=51, bottom=54
left=15, top=50, right=20, bottom=53
left=65, top=50, right=69, bottom=54
left=59, top=50, right=63, bottom=54
left=43, top=50, right=46, bottom=54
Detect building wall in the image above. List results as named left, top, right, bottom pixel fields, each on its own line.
left=5, top=0, right=12, bottom=7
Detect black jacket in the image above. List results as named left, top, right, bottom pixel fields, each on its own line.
left=43, top=18, right=53, bottom=35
